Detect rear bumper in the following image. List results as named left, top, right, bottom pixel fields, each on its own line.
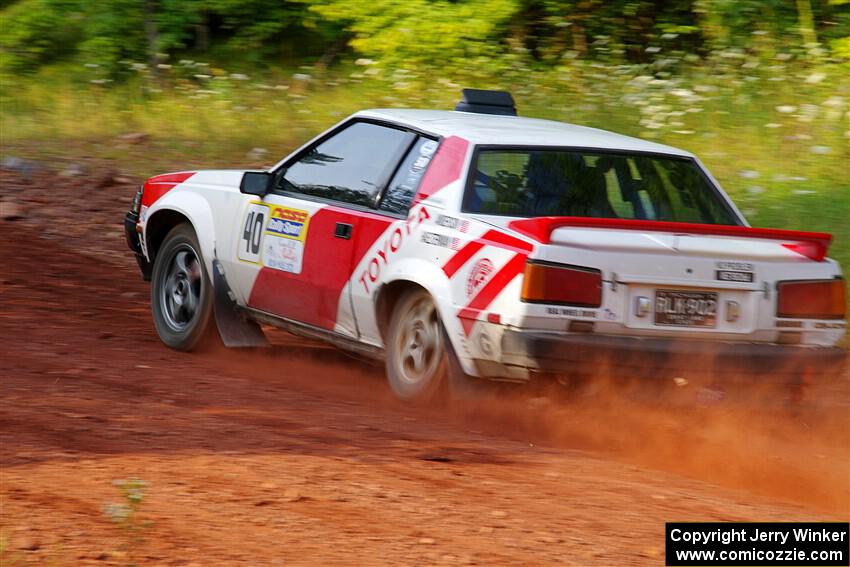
left=124, top=211, right=152, bottom=280
left=501, top=330, right=847, bottom=383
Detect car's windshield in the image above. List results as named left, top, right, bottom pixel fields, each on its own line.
left=463, top=148, right=741, bottom=225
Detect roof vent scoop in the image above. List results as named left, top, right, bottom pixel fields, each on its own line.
left=455, top=89, right=517, bottom=116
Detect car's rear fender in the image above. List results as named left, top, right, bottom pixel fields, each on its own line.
left=373, top=258, right=480, bottom=376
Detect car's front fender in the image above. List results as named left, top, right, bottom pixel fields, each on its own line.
left=143, top=191, right=218, bottom=277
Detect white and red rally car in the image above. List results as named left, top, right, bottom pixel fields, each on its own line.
left=125, top=89, right=846, bottom=401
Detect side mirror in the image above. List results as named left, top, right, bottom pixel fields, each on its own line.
left=240, top=171, right=273, bottom=196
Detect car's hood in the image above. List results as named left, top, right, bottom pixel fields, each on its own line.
left=148, top=169, right=248, bottom=189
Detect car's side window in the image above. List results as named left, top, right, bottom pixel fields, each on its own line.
left=379, top=137, right=439, bottom=215
left=278, top=121, right=413, bottom=208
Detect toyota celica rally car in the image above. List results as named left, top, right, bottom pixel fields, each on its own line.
left=125, top=89, right=846, bottom=401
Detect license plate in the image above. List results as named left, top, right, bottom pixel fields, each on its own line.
left=654, top=290, right=718, bottom=327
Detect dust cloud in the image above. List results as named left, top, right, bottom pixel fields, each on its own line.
left=212, top=331, right=849, bottom=516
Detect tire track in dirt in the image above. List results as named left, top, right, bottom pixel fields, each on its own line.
left=1, top=175, right=847, bottom=565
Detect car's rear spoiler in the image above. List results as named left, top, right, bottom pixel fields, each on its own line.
left=507, top=217, right=833, bottom=261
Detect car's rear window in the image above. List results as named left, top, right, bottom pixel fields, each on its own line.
left=463, top=148, right=741, bottom=225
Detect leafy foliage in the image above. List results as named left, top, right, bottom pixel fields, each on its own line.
left=1, top=0, right=848, bottom=75
left=310, top=0, right=518, bottom=71
left=0, top=0, right=331, bottom=73
left=0, top=0, right=848, bottom=273
left=0, top=0, right=86, bottom=70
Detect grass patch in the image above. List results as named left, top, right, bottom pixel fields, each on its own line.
left=2, top=58, right=847, bottom=270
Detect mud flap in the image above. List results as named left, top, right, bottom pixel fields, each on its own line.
left=442, top=328, right=500, bottom=400
left=212, top=259, right=269, bottom=348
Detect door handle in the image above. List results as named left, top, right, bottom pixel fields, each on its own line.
left=334, top=222, right=353, bottom=239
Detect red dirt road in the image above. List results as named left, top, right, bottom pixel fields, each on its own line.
left=1, top=167, right=848, bottom=566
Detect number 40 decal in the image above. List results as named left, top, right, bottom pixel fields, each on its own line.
left=238, top=202, right=268, bottom=263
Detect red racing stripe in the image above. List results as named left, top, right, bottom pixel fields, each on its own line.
left=442, top=230, right=533, bottom=278
left=442, top=240, right=484, bottom=278
left=141, top=171, right=196, bottom=207
left=480, top=230, right=534, bottom=254
left=414, top=136, right=469, bottom=204
left=457, top=252, right=527, bottom=335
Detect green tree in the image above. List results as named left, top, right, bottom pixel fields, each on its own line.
left=303, top=0, right=520, bottom=71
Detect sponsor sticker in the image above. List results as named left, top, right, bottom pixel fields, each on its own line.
left=266, top=206, right=309, bottom=240
left=716, top=270, right=755, bottom=283
left=421, top=231, right=461, bottom=250
left=466, top=258, right=495, bottom=297
left=716, top=261, right=755, bottom=271
left=546, top=307, right=598, bottom=318
left=263, top=237, right=304, bottom=274
left=436, top=215, right=470, bottom=233
left=419, top=140, right=438, bottom=157
left=262, top=206, right=310, bottom=274
left=411, top=155, right=431, bottom=172
left=814, top=322, right=846, bottom=329
left=715, top=261, right=755, bottom=283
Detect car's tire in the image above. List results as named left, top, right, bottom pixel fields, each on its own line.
left=385, top=289, right=449, bottom=402
left=150, top=224, right=216, bottom=351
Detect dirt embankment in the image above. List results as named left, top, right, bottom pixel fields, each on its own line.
left=1, top=163, right=847, bottom=566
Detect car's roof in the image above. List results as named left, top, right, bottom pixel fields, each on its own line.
left=355, top=109, right=692, bottom=157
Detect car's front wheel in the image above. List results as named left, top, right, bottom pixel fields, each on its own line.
left=386, top=289, right=448, bottom=401
left=150, top=224, right=215, bottom=351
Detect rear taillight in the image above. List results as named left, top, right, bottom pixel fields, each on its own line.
left=521, top=261, right=602, bottom=307
left=777, top=278, right=846, bottom=319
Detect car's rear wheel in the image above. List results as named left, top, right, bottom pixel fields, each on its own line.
left=386, top=289, right=448, bottom=401
left=151, top=224, right=215, bottom=351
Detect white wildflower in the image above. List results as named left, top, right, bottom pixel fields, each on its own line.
left=805, top=72, right=826, bottom=84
